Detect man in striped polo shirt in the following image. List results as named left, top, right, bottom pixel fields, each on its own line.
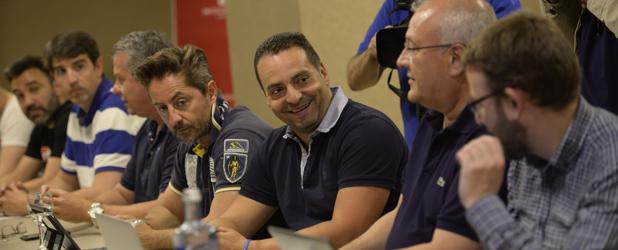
left=40, top=31, right=144, bottom=217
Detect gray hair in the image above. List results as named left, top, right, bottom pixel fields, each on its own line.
left=437, top=0, right=497, bottom=44
left=112, top=30, right=174, bottom=74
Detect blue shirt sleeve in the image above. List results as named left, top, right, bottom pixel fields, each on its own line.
left=357, top=0, right=410, bottom=54
left=487, top=0, right=521, bottom=19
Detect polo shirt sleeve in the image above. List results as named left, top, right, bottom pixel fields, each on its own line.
left=169, top=144, right=189, bottom=195
left=436, top=171, right=478, bottom=241
left=338, top=116, right=406, bottom=190
left=213, top=129, right=266, bottom=193
left=239, top=133, right=278, bottom=207
left=24, top=126, right=44, bottom=160
left=60, top=114, right=78, bottom=175
left=120, top=134, right=142, bottom=192
left=90, top=109, right=141, bottom=174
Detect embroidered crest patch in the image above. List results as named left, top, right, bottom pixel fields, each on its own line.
left=223, top=139, right=249, bottom=183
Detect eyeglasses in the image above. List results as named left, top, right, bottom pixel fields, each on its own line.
left=405, top=43, right=456, bottom=53
left=1, top=222, right=27, bottom=241
left=468, top=90, right=502, bottom=114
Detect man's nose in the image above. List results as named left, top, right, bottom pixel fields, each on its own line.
left=285, top=85, right=302, bottom=105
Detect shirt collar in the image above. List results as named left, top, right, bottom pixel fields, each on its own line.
left=422, top=105, right=477, bottom=134
left=192, top=95, right=229, bottom=157
left=75, top=75, right=112, bottom=125
left=47, top=101, right=72, bottom=127
left=284, top=86, right=349, bottom=139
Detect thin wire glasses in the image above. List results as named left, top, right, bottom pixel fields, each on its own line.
left=1, top=222, right=27, bottom=241
left=389, top=43, right=460, bottom=97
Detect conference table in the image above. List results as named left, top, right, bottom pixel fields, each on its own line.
left=0, top=215, right=104, bottom=250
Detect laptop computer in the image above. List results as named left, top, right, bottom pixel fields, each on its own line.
left=95, top=214, right=143, bottom=250
left=268, top=226, right=333, bottom=250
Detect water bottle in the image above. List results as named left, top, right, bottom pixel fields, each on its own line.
left=173, top=188, right=219, bottom=250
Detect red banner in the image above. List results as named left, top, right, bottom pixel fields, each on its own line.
left=175, top=0, right=235, bottom=106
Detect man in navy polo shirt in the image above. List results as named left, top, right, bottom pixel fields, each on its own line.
left=342, top=0, right=498, bottom=249
left=132, top=45, right=273, bottom=249
left=39, top=31, right=181, bottom=223
left=210, top=32, right=407, bottom=249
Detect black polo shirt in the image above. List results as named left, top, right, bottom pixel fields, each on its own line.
left=169, top=103, right=272, bottom=217
left=240, top=87, right=406, bottom=230
left=120, top=119, right=180, bottom=203
left=25, top=101, right=72, bottom=162
left=385, top=107, right=486, bottom=249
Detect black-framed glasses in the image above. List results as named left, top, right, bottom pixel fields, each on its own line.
left=1, top=222, right=27, bottom=241
left=468, top=90, right=502, bottom=114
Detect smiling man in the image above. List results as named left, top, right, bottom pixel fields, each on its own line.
left=209, top=32, right=406, bottom=250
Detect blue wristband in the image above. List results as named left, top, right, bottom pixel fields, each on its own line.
left=243, top=239, right=251, bottom=250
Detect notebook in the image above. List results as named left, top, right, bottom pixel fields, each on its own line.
left=95, top=214, right=143, bottom=250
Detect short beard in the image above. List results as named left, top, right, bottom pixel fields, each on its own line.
left=494, top=102, right=530, bottom=160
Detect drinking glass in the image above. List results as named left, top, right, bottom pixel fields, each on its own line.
left=27, top=192, right=53, bottom=250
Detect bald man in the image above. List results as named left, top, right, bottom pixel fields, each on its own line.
left=342, top=0, right=498, bottom=249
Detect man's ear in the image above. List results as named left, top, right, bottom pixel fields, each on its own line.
left=94, top=57, right=104, bottom=75
left=319, top=62, right=330, bottom=85
left=448, top=44, right=465, bottom=76
left=206, top=80, right=217, bottom=102
left=502, top=87, right=526, bottom=120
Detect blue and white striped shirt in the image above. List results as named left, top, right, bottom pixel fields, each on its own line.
left=61, top=77, right=144, bottom=188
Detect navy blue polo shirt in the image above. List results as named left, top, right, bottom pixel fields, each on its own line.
left=385, top=107, right=486, bottom=249
left=120, top=119, right=180, bottom=203
left=169, top=100, right=272, bottom=217
left=240, top=87, right=407, bottom=230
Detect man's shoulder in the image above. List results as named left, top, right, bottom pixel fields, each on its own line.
left=338, top=100, right=399, bottom=130
left=582, top=107, right=618, bottom=162
left=221, top=106, right=273, bottom=137
left=94, top=89, right=128, bottom=113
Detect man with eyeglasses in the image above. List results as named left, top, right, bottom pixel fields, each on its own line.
left=457, top=12, right=618, bottom=249
left=347, top=0, right=519, bottom=151
left=342, top=0, right=499, bottom=249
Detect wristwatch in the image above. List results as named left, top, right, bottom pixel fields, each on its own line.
left=88, top=202, right=105, bottom=226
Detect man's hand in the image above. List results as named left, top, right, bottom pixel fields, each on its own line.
left=217, top=226, right=249, bottom=250
left=135, top=222, right=174, bottom=249
left=456, top=135, right=506, bottom=209
left=0, top=183, right=29, bottom=216
left=48, top=188, right=91, bottom=223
